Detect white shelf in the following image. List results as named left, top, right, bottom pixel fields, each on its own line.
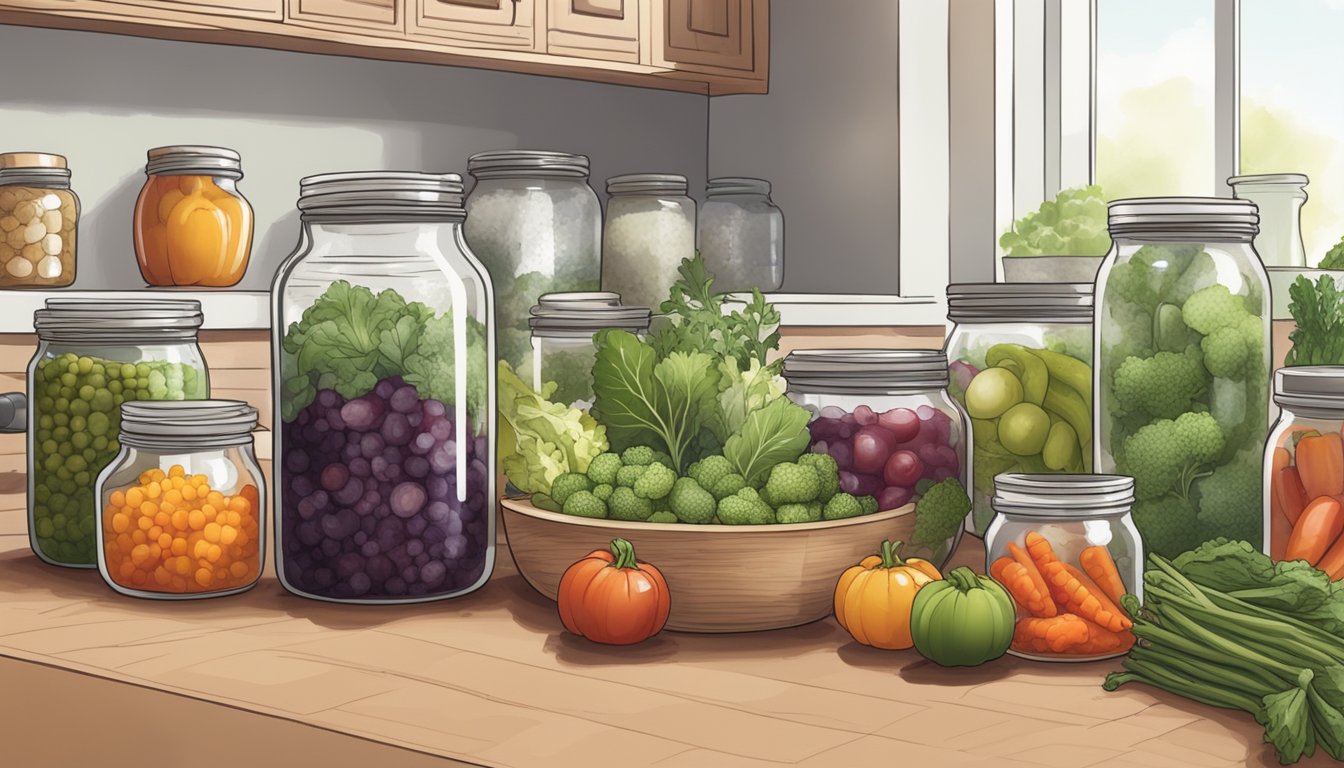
left=724, top=292, right=948, bottom=327
left=0, top=289, right=270, bottom=333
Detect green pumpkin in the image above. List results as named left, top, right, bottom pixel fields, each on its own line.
left=910, top=566, right=1015, bottom=667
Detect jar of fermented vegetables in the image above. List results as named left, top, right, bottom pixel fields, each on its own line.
left=783, top=349, right=970, bottom=567
left=985, top=473, right=1141, bottom=662
left=273, top=171, right=496, bottom=604
left=528, top=292, right=651, bottom=410
left=0, top=152, right=78, bottom=286
left=96, top=401, right=264, bottom=599
left=133, top=146, right=254, bottom=287
left=1095, top=197, right=1269, bottom=560
left=945, top=282, right=1094, bottom=537
left=602, top=174, right=695, bottom=310
left=27, top=299, right=209, bottom=568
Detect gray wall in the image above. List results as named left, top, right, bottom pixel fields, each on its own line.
left=0, top=25, right=709, bottom=291
left=708, top=0, right=901, bottom=294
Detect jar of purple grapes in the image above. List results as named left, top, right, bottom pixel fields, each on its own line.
left=271, top=172, right=496, bottom=603
left=782, top=349, right=970, bottom=567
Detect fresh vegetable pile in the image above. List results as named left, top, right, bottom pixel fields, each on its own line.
left=1270, top=433, right=1344, bottom=579
left=999, top=185, right=1111, bottom=257
left=1099, top=244, right=1269, bottom=557
left=1106, top=539, right=1344, bottom=764
left=1284, top=274, right=1344, bottom=366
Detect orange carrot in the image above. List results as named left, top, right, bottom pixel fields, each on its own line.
left=1007, top=541, right=1057, bottom=617
left=991, top=557, right=1029, bottom=613
left=1065, top=617, right=1135, bottom=656
left=1024, top=531, right=1058, bottom=568
left=995, top=558, right=1057, bottom=618
left=1271, top=447, right=1291, bottom=524
left=1317, top=534, right=1344, bottom=580
left=1012, top=614, right=1090, bottom=654
left=1271, top=506, right=1293, bottom=561
left=1079, top=546, right=1126, bottom=604
left=1039, top=559, right=1132, bottom=633
left=1277, top=467, right=1309, bottom=526
left=1286, top=496, right=1344, bottom=566
left=1297, top=433, right=1344, bottom=500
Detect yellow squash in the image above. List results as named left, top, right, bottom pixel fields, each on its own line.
left=834, top=539, right=942, bottom=650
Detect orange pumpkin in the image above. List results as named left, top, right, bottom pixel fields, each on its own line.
left=834, top=539, right=942, bottom=650
left=558, top=538, right=670, bottom=645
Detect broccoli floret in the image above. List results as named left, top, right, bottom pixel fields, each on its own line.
left=776, top=502, right=823, bottom=524
left=763, top=462, right=821, bottom=505
left=912, top=478, right=971, bottom=548
left=688, top=454, right=734, bottom=490
left=650, top=451, right=676, bottom=470
left=668, top=477, right=717, bottom=524
left=1194, top=459, right=1263, bottom=547
left=531, top=492, right=562, bottom=513
left=823, top=492, right=865, bottom=521
left=549, top=473, right=590, bottom=506
left=1120, top=411, right=1225, bottom=500
left=718, top=490, right=775, bottom=525
left=592, top=483, right=614, bottom=502
left=1201, top=326, right=1250, bottom=380
left=586, top=452, right=622, bottom=485
left=858, top=495, right=879, bottom=515
left=1112, top=350, right=1207, bottom=419
left=621, top=446, right=656, bottom=466
left=1154, top=303, right=1200, bottom=353
left=647, top=510, right=679, bottom=524
left=615, top=464, right=646, bottom=488
left=1182, top=284, right=1249, bottom=335
left=608, top=486, right=654, bottom=521
left=1167, top=249, right=1219, bottom=305
left=710, top=472, right=748, bottom=500
left=797, top=452, right=841, bottom=502
left=562, top=490, right=607, bottom=519
left=633, top=462, right=676, bottom=500
left=737, top=487, right=762, bottom=503
left=1132, top=496, right=1200, bottom=559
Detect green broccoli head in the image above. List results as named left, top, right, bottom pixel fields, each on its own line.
left=763, top=462, right=822, bottom=505
left=592, top=483, right=614, bottom=502
left=1112, top=350, right=1207, bottom=420
left=621, top=446, right=656, bottom=466
left=1132, top=496, right=1200, bottom=559
left=615, top=464, right=647, bottom=488
left=633, top=462, right=676, bottom=500
left=776, top=502, right=823, bottom=524
left=1194, top=458, right=1264, bottom=548
left=912, top=478, right=970, bottom=548
left=688, top=454, right=734, bottom=490
left=798, top=452, right=841, bottom=502
left=647, top=510, right=679, bottom=524
left=710, top=472, right=748, bottom=500
left=858, top=495, right=879, bottom=515
left=1120, top=411, right=1225, bottom=501
left=608, top=486, right=655, bottom=521
left=1166, top=249, right=1219, bottom=305
left=718, top=490, right=775, bottom=525
left=823, top=492, right=865, bottom=521
left=586, top=453, right=622, bottom=485
left=562, top=490, right=608, bottom=519
left=549, top=473, right=591, bottom=506
left=1182, top=284, right=1250, bottom=335
left=668, top=476, right=717, bottom=524
left=1201, top=326, right=1250, bottom=380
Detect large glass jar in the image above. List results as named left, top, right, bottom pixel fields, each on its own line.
left=272, top=171, right=496, bottom=604
left=698, top=177, right=783, bottom=293
left=1096, top=198, right=1269, bottom=559
left=464, top=151, right=601, bottom=369
left=1230, top=174, right=1307, bottom=268
left=783, top=349, right=969, bottom=567
left=27, top=299, right=210, bottom=568
left=602, top=174, right=695, bottom=310
left=528, top=292, right=651, bottom=410
left=1264, top=367, right=1344, bottom=575
left=0, top=152, right=78, bottom=286
left=945, top=282, right=1094, bottom=537
left=133, top=145, right=254, bottom=287
left=985, top=473, right=1140, bottom=662
left=95, top=401, right=264, bottom=599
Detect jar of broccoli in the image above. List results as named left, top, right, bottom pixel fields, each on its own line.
left=945, top=283, right=1094, bottom=537
left=27, top=299, right=209, bottom=568
left=1095, top=197, right=1270, bottom=559
left=528, top=292, right=651, bottom=410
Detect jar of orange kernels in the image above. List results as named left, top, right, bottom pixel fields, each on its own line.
left=95, top=400, right=264, bottom=599
left=132, top=146, right=253, bottom=287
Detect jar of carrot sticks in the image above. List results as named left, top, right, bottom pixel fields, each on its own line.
left=984, top=473, right=1140, bottom=661
left=1266, top=367, right=1344, bottom=579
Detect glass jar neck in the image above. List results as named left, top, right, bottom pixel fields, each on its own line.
left=301, top=216, right=465, bottom=253
left=1112, top=232, right=1255, bottom=245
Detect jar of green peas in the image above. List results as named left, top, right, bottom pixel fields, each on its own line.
left=27, top=299, right=209, bottom=567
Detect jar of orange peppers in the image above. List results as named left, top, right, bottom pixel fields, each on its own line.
left=95, top=400, right=265, bottom=599
left=984, top=473, right=1141, bottom=661
left=1266, top=367, right=1344, bottom=580
left=132, top=146, right=253, bottom=287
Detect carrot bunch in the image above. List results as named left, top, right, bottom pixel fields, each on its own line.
left=991, top=531, right=1134, bottom=657
left=1271, top=431, right=1344, bottom=579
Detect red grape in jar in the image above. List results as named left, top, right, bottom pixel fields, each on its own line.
left=878, top=407, right=920, bottom=443
left=877, top=485, right=913, bottom=511
left=883, top=449, right=923, bottom=487
left=852, top=425, right=896, bottom=474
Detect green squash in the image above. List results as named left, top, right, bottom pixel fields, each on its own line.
left=910, top=566, right=1015, bottom=667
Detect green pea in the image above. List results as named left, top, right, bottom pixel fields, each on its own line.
left=42, top=454, right=62, bottom=472
left=120, top=363, right=136, bottom=379
left=74, top=471, right=90, bottom=487
left=40, top=439, right=57, bottom=455
left=92, top=435, right=108, bottom=450
left=65, top=455, right=86, bottom=473
left=90, top=363, right=104, bottom=376
left=59, top=386, right=73, bottom=399
left=52, top=413, right=68, bottom=427
left=135, top=388, right=150, bottom=400
left=52, top=426, right=69, bottom=442
left=65, top=362, right=78, bottom=375
left=107, top=439, right=119, bottom=453
left=53, top=397, right=69, bottom=412
left=37, top=415, right=52, bottom=430
left=59, top=373, right=75, bottom=387
left=76, top=356, right=92, bottom=374
left=58, top=480, right=75, bottom=496
left=55, top=467, right=71, bottom=481
left=35, top=429, right=51, bottom=444
left=33, top=485, right=49, bottom=502
left=135, top=377, right=148, bottom=389
left=81, top=449, right=95, bottom=463
left=68, top=416, right=85, bottom=432
left=87, top=374, right=105, bottom=389
left=88, top=412, right=109, bottom=437
left=70, top=400, right=89, bottom=417
left=107, top=381, right=122, bottom=394
left=135, top=362, right=151, bottom=378
left=51, top=513, right=66, bottom=529
left=37, top=398, right=53, bottom=413
left=70, top=432, right=89, bottom=450
left=113, top=394, right=124, bottom=406
left=35, top=519, right=53, bottom=538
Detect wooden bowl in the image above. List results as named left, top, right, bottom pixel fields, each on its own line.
left=500, top=497, right=918, bottom=633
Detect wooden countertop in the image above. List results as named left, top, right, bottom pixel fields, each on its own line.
left=0, top=433, right=1330, bottom=768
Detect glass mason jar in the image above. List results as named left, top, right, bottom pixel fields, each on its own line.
left=945, top=282, right=1094, bottom=537
left=1095, top=197, right=1270, bottom=559
left=95, top=400, right=264, bottom=599
left=1264, top=367, right=1344, bottom=574
left=0, top=152, right=78, bottom=286
left=272, top=171, right=497, bottom=604
left=783, top=349, right=970, bottom=567
left=133, top=145, right=254, bottom=287
left=985, top=473, right=1141, bottom=662
left=1230, top=174, right=1307, bottom=269
left=528, top=292, right=651, bottom=410
left=698, top=177, right=784, bottom=293
left=602, top=174, right=695, bottom=310
left=27, top=299, right=210, bottom=568
left=464, top=151, right=602, bottom=370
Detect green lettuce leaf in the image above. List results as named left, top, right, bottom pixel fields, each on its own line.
left=723, top=397, right=812, bottom=486
left=713, top=357, right=788, bottom=441
left=497, top=361, right=607, bottom=495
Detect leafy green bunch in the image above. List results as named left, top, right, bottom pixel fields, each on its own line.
left=1284, top=274, right=1344, bottom=366
left=1000, top=185, right=1111, bottom=257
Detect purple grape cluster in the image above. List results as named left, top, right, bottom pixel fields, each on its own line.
left=808, top=404, right=962, bottom=511
left=279, top=377, right=491, bottom=601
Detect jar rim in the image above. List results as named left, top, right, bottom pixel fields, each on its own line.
left=145, top=145, right=243, bottom=178
left=707, top=177, right=770, bottom=196
left=784, top=349, right=950, bottom=390
left=607, top=173, right=688, bottom=196
left=1228, top=173, right=1308, bottom=187
left=34, top=298, right=204, bottom=341
left=468, top=150, right=590, bottom=179
left=1108, top=196, right=1259, bottom=237
left=991, top=473, right=1135, bottom=517
left=118, top=399, right=258, bottom=449
left=0, top=152, right=67, bottom=170
left=946, top=282, right=1093, bottom=322
left=529, top=292, right=651, bottom=332
left=299, top=171, right=466, bottom=216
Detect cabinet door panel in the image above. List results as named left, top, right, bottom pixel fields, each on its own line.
left=95, top=0, right=282, bottom=21
left=663, top=0, right=753, bottom=72
left=289, top=0, right=399, bottom=27
left=547, top=0, right=637, bottom=63
left=414, top=0, right=534, bottom=50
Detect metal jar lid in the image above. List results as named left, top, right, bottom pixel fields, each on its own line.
left=529, top=292, right=652, bottom=335
left=991, top=473, right=1135, bottom=517
left=34, top=298, right=204, bottom=343
left=0, top=152, right=72, bottom=187
left=1107, top=196, right=1259, bottom=238
left=1273, top=366, right=1344, bottom=413
left=298, top=171, right=466, bottom=218
left=946, top=282, right=1093, bottom=323
left=783, top=349, right=950, bottom=394
left=467, top=150, right=590, bottom=180
left=1228, top=173, right=1309, bottom=188
left=145, top=146, right=243, bottom=178
left=607, top=173, right=688, bottom=196
left=118, top=400, right=258, bottom=449
left=707, top=177, right=771, bottom=197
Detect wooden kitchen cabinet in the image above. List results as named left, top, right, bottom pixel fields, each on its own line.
left=100, top=0, right=282, bottom=21
left=656, top=0, right=764, bottom=78
left=411, top=0, right=536, bottom=51
left=546, top=0, right=641, bottom=64
left=288, top=0, right=400, bottom=29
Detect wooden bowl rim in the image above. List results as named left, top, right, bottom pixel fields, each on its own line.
left=500, top=496, right=915, bottom=533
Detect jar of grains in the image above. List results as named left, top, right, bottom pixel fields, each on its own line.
left=698, top=177, right=783, bottom=293
left=602, top=174, right=695, bottom=310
